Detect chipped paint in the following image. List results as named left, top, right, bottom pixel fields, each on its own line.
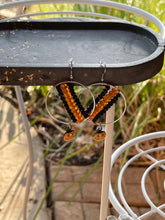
left=27, top=74, right=34, bottom=81
left=10, top=31, right=15, bottom=35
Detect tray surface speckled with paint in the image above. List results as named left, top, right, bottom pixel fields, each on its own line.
left=0, top=21, right=164, bottom=85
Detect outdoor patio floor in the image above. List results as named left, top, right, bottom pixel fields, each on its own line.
left=50, top=164, right=165, bottom=220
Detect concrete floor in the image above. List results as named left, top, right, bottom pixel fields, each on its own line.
left=0, top=98, right=50, bottom=220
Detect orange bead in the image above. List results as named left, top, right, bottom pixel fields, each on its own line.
left=66, top=100, right=73, bottom=106
left=91, top=114, right=96, bottom=118
left=97, top=105, right=102, bottom=110
left=67, top=91, right=72, bottom=96
left=101, top=100, right=105, bottom=105
left=69, top=99, right=75, bottom=104
left=75, top=111, right=81, bottom=117
left=108, top=94, right=114, bottom=99
left=70, top=104, right=77, bottom=110
left=77, top=118, right=84, bottom=123
left=76, top=109, right=80, bottom=114
left=67, top=94, right=72, bottom=99
left=60, top=84, right=64, bottom=89
left=60, top=83, right=67, bottom=89
left=77, top=113, right=83, bottom=118
left=108, top=90, right=114, bottom=95
left=68, top=104, right=74, bottom=110
left=100, top=102, right=105, bottom=108
left=103, top=96, right=110, bottom=102
left=112, top=91, right=117, bottom=96
left=95, top=110, right=100, bottom=114
left=72, top=107, right=78, bottom=112
left=76, top=114, right=82, bottom=119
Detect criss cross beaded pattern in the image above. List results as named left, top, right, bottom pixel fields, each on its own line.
left=55, top=82, right=121, bottom=125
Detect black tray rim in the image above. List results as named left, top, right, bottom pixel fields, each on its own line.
left=0, top=20, right=164, bottom=86
left=0, top=20, right=164, bottom=68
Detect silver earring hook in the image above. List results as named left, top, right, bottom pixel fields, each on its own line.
left=100, top=60, right=106, bottom=83
left=70, top=58, right=73, bottom=80
left=98, top=122, right=102, bottom=130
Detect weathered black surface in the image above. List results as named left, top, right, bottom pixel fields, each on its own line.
left=0, top=21, right=164, bottom=85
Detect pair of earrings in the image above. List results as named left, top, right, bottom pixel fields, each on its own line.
left=45, top=61, right=126, bottom=142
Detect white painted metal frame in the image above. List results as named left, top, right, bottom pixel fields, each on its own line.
left=14, top=86, right=34, bottom=220
left=0, top=1, right=164, bottom=220
left=109, top=131, right=165, bottom=220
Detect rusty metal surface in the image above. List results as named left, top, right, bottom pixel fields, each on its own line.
left=0, top=21, right=164, bottom=86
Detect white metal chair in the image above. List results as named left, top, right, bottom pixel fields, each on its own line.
left=109, top=131, right=165, bottom=220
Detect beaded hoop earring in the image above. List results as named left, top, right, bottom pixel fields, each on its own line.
left=45, top=60, right=96, bottom=142
left=88, top=62, right=126, bottom=141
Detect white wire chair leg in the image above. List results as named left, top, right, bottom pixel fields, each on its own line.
left=100, top=105, right=115, bottom=220
left=15, top=86, right=34, bottom=220
left=109, top=131, right=165, bottom=219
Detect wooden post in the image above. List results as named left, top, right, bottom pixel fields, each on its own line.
left=99, top=105, right=115, bottom=220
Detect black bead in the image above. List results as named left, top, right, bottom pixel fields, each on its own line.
left=95, top=97, right=100, bottom=103
left=98, top=94, right=103, bottom=99
left=102, top=90, right=107, bottom=95
left=84, top=113, right=88, bottom=118
left=63, top=101, right=68, bottom=106
left=79, top=106, right=84, bottom=111
left=93, top=118, right=97, bottom=123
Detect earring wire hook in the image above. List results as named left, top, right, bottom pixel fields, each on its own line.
left=70, top=58, right=73, bottom=81
left=100, top=60, right=106, bottom=83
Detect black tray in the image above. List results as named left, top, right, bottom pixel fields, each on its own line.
left=0, top=21, right=164, bottom=86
